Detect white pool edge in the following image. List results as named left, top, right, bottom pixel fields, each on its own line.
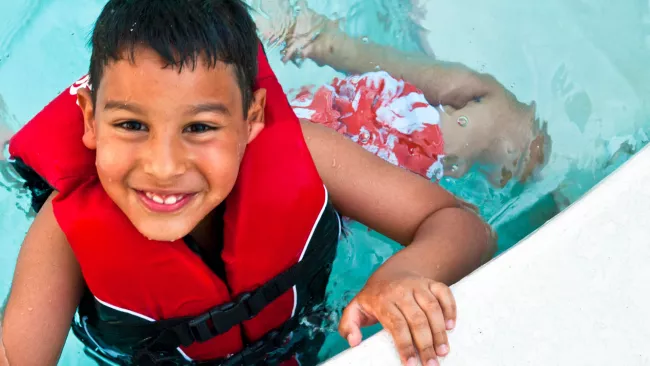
left=321, top=144, right=650, bottom=365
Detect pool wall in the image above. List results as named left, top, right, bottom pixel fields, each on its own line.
left=322, top=142, right=650, bottom=365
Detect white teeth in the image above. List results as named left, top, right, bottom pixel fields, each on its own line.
left=144, top=191, right=183, bottom=205
left=164, top=195, right=178, bottom=205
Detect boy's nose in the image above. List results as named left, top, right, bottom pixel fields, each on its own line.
left=142, top=136, right=187, bottom=181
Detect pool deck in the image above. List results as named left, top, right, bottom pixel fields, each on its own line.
left=322, top=145, right=650, bottom=365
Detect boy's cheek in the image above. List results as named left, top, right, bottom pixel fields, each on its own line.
left=97, top=149, right=120, bottom=171
left=95, top=143, right=134, bottom=180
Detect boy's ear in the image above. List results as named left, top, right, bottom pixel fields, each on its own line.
left=246, top=88, right=266, bottom=144
left=77, top=88, right=97, bottom=150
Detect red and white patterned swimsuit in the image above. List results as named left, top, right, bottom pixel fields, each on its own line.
left=290, top=71, right=445, bottom=180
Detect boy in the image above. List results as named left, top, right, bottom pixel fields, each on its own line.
left=256, top=0, right=550, bottom=187
left=1, top=1, right=494, bottom=366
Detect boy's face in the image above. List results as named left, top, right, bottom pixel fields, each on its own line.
left=77, top=47, right=265, bottom=241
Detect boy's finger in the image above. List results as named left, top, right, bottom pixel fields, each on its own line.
left=414, top=289, right=450, bottom=358
left=381, top=302, right=418, bottom=366
left=397, top=296, right=439, bottom=366
left=429, top=282, right=456, bottom=329
left=338, top=301, right=365, bottom=347
left=282, top=42, right=302, bottom=63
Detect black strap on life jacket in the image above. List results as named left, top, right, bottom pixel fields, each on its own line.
left=132, top=320, right=301, bottom=366
left=133, top=250, right=328, bottom=349
left=75, top=305, right=328, bottom=366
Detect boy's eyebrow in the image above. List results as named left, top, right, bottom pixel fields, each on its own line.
left=104, top=101, right=145, bottom=114
left=187, top=103, right=231, bottom=116
left=102, top=101, right=231, bottom=116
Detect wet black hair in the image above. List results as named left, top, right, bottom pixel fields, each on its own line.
left=88, top=0, right=258, bottom=116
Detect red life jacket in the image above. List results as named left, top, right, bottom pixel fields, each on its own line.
left=8, top=44, right=340, bottom=364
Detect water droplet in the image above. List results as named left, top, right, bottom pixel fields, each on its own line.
left=71, top=32, right=75, bottom=36
left=130, top=28, right=134, bottom=32
left=359, top=130, right=370, bottom=143
left=510, top=83, right=516, bottom=88
left=451, top=164, right=459, bottom=172
left=374, top=65, right=381, bottom=71
left=28, top=307, right=33, bottom=311
left=361, top=36, right=369, bottom=43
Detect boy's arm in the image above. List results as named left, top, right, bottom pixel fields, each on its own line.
left=301, top=119, right=494, bottom=281
left=307, top=27, right=500, bottom=109
left=301, top=120, right=495, bottom=365
left=264, top=3, right=499, bottom=110
left=2, top=192, right=84, bottom=366
left=254, top=1, right=505, bottom=109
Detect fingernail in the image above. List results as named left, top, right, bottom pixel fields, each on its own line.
left=406, top=357, right=417, bottom=366
left=437, top=344, right=449, bottom=355
left=346, top=334, right=354, bottom=346
left=427, top=359, right=440, bottom=366
left=446, top=319, right=455, bottom=329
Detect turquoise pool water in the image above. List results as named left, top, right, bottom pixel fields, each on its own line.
left=1, top=0, right=649, bottom=364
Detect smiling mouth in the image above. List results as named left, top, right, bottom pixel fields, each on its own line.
left=136, top=190, right=197, bottom=213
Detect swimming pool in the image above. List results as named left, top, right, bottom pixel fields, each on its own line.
left=0, top=0, right=648, bottom=364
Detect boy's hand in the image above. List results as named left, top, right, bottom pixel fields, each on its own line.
left=339, top=272, right=456, bottom=366
left=253, top=0, right=334, bottom=64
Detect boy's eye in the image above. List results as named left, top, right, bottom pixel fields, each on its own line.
left=184, top=123, right=217, bottom=134
left=117, top=120, right=147, bottom=131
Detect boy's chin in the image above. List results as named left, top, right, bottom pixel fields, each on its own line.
left=134, top=220, right=193, bottom=242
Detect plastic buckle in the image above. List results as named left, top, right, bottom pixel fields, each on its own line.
left=234, top=292, right=255, bottom=320
left=186, top=292, right=255, bottom=339
left=183, top=291, right=271, bottom=346
left=187, top=312, right=214, bottom=343
left=210, top=291, right=251, bottom=318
